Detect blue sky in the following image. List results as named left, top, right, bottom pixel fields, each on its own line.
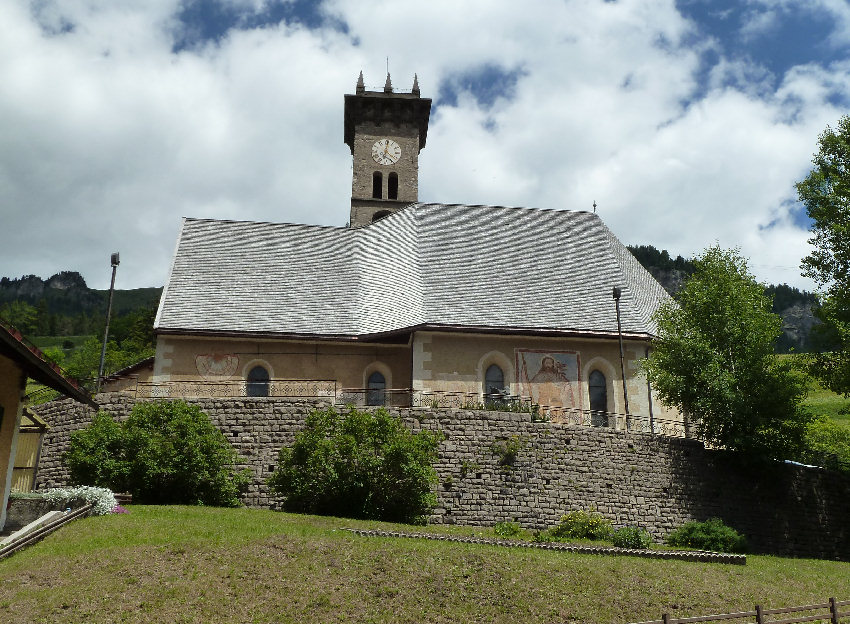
left=2, top=0, right=850, bottom=290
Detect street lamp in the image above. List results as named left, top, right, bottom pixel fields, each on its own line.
left=96, top=252, right=120, bottom=393
left=612, top=286, right=630, bottom=428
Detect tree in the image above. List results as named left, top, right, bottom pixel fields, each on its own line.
left=796, top=116, right=850, bottom=396
left=0, top=300, right=38, bottom=334
left=66, top=401, right=249, bottom=506
left=268, top=406, right=441, bottom=524
left=643, top=247, right=810, bottom=459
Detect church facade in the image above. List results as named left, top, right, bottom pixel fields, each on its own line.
left=150, top=74, right=681, bottom=432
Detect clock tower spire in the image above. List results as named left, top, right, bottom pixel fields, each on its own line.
left=344, top=72, right=432, bottom=227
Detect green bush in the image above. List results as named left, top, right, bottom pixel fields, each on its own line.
left=666, top=518, right=747, bottom=553
left=268, top=406, right=441, bottom=524
left=534, top=509, right=614, bottom=542
left=613, top=526, right=652, bottom=549
left=66, top=401, right=248, bottom=506
left=493, top=521, right=523, bottom=538
left=799, top=415, right=850, bottom=473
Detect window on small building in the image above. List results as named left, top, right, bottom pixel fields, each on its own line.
left=484, top=364, right=505, bottom=398
left=388, top=172, right=398, bottom=199
left=367, top=371, right=386, bottom=406
left=589, top=369, right=607, bottom=426
left=247, top=365, right=270, bottom=397
left=372, top=172, right=382, bottom=199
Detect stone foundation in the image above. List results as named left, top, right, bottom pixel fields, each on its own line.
left=33, top=395, right=850, bottom=560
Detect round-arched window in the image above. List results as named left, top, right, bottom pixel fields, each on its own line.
left=247, top=365, right=270, bottom=397
left=367, top=371, right=386, bottom=406
left=589, top=369, right=607, bottom=426
left=484, top=364, right=505, bottom=398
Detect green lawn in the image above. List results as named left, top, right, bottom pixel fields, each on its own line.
left=1, top=506, right=848, bottom=624
left=803, top=380, right=850, bottom=429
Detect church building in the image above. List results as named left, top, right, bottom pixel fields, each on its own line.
left=150, top=73, right=679, bottom=431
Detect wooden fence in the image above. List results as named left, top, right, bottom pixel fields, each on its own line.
left=631, top=597, right=849, bottom=624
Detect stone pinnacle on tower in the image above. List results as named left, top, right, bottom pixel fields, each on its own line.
left=384, top=72, right=393, bottom=93
left=412, top=73, right=420, bottom=96
left=356, top=70, right=365, bottom=94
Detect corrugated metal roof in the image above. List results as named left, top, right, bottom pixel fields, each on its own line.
left=155, top=203, right=671, bottom=339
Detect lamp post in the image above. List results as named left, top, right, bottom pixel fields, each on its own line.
left=96, top=252, right=120, bottom=393
left=612, top=286, right=630, bottom=428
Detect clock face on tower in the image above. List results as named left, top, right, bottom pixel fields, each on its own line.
left=372, top=138, right=402, bottom=165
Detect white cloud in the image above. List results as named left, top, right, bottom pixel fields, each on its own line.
left=0, top=0, right=848, bottom=291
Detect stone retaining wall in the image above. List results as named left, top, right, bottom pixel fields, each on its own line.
left=33, top=395, right=850, bottom=560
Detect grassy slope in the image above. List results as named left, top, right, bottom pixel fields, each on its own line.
left=803, top=381, right=850, bottom=429
left=1, top=507, right=848, bottom=624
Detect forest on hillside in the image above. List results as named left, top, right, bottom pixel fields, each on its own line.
left=0, top=271, right=161, bottom=389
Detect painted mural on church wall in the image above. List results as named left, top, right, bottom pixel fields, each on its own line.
left=195, top=353, right=239, bottom=379
left=516, top=349, right=582, bottom=415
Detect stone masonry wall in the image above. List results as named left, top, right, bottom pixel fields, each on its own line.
left=33, top=396, right=850, bottom=560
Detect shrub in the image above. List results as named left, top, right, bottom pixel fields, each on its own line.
left=490, top=436, right=524, bottom=466
left=613, top=526, right=652, bottom=549
left=799, top=415, right=850, bottom=473
left=534, top=509, right=614, bottom=542
left=493, top=521, right=523, bottom=538
left=66, top=401, right=248, bottom=507
left=268, top=406, right=441, bottom=524
left=666, top=517, right=747, bottom=553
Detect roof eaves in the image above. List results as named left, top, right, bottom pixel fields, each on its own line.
left=0, top=320, right=96, bottom=407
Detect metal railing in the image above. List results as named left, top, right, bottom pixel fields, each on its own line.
left=336, top=388, right=692, bottom=438
left=100, top=380, right=692, bottom=438
left=121, top=379, right=337, bottom=399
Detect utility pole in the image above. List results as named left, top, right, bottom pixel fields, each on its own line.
left=613, top=286, right=630, bottom=428
left=96, top=252, right=120, bottom=393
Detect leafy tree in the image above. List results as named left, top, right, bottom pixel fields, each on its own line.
left=268, top=406, right=441, bottom=524
left=66, top=401, right=248, bottom=506
left=796, top=116, right=850, bottom=395
left=643, top=247, right=811, bottom=459
left=0, top=300, right=38, bottom=334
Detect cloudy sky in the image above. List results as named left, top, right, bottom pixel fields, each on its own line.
left=2, top=0, right=849, bottom=290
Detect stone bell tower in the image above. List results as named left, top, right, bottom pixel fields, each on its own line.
left=344, top=71, right=432, bottom=227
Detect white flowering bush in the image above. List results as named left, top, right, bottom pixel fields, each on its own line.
left=41, top=486, right=117, bottom=516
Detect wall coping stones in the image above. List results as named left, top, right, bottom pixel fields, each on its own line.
left=343, top=528, right=747, bottom=565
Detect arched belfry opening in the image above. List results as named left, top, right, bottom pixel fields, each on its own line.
left=372, top=172, right=382, bottom=199
left=345, top=71, right=431, bottom=228
left=388, top=172, right=398, bottom=200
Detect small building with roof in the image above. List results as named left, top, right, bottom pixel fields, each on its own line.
left=151, top=73, right=680, bottom=431
left=0, top=320, right=95, bottom=530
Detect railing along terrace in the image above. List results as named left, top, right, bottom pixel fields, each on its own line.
left=336, top=388, right=692, bottom=438
left=103, top=380, right=690, bottom=438
left=130, top=379, right=337, bottom=399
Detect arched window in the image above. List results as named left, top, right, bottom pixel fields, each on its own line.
left=372, top=171, right=382, bottom=199
left=372, top=210, right=392, bottom=223
left=484, top=364, right=505, bottom=398
left=367, top=371, right=386, bottom=406
left=589, top=369, right=607, bottom=426
left=247, top=365, right=270, bottom=397
left=388, top=172, right=399, bottom=199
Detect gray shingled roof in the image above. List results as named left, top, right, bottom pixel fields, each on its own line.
left=155, top=203, right=671, bottom=339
